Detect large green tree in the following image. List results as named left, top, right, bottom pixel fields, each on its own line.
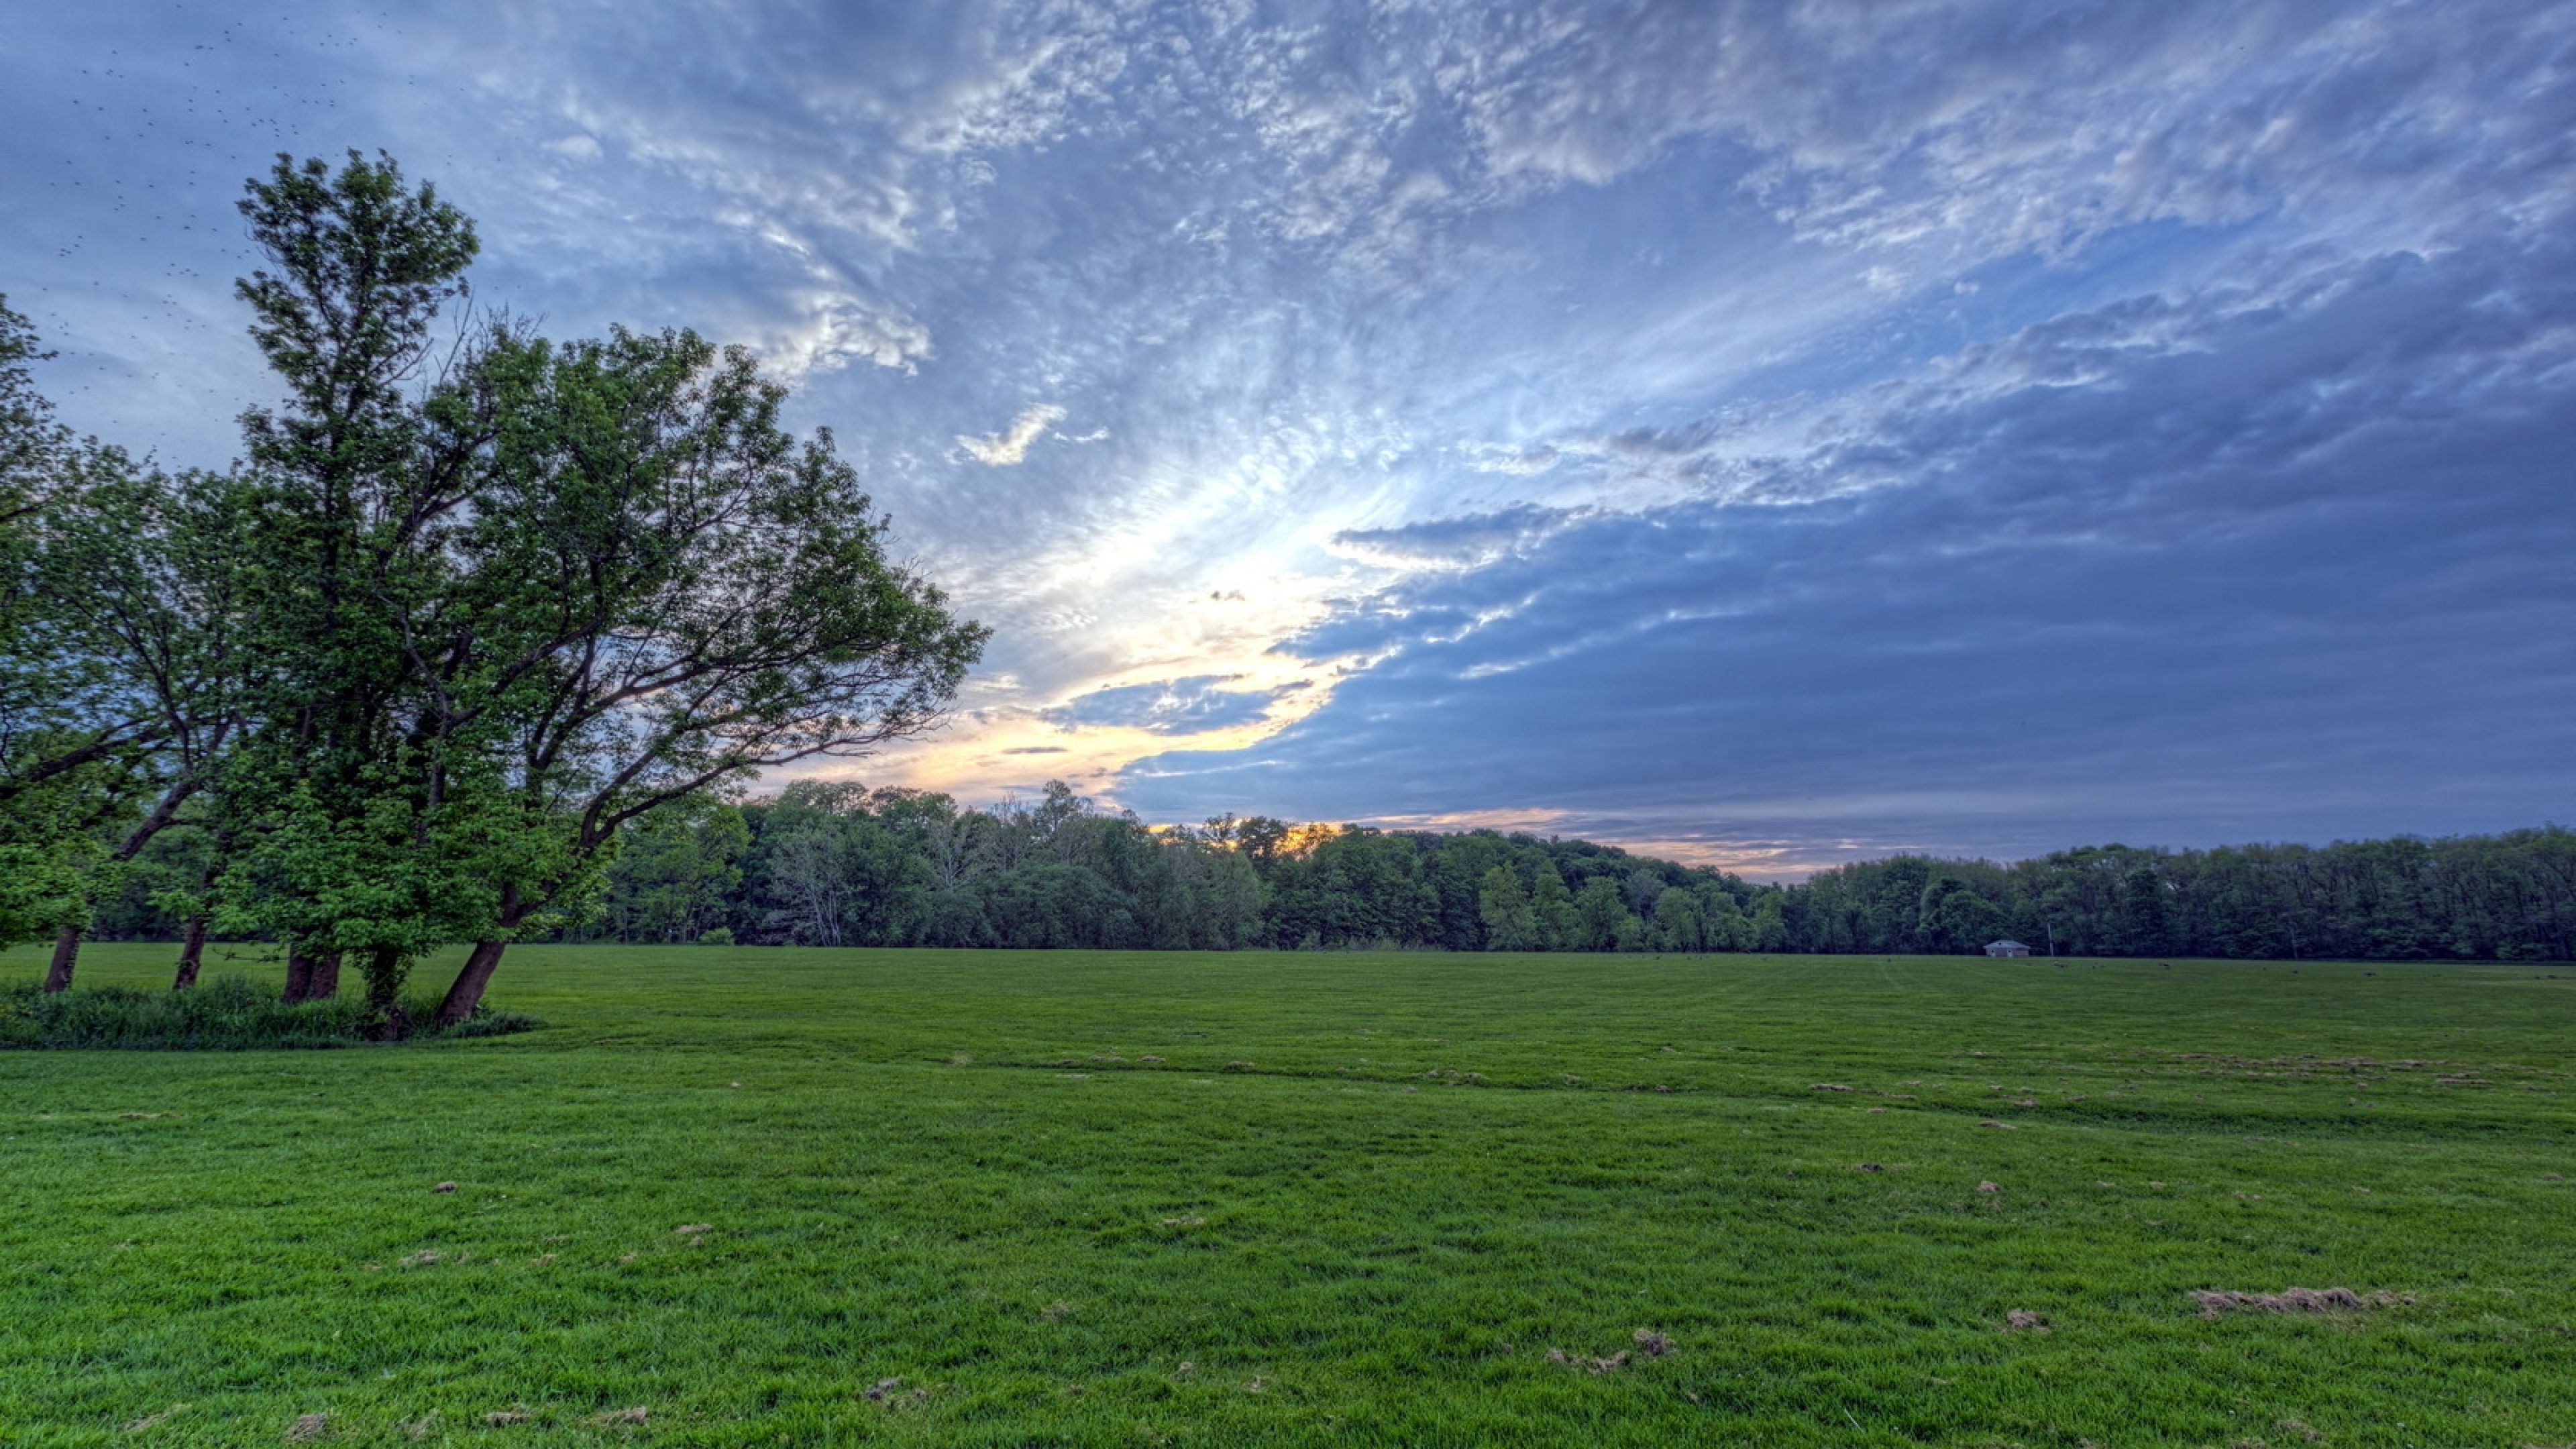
left=422, top=327, right=985, bottom=1020
left=197, top=151, right=979, bottom=1028
left=205, top=151, right=492, bottom=1017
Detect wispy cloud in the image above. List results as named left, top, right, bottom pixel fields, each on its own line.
left=956, top=403, right=1068, bottom=466
left=1043, top=674, right=1307, bottom=735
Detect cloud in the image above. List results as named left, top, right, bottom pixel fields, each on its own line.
left=1328, top=503, right=1577, bottom=570
left=957, top=403, right=1067, bottom=466
left=1464, top=443, right=1562, bottom=476
left=1120, top=230, right=2576, bottom=862
left=12, top=0, right=2571, bottom=863
left=1043, top=674, right=1309, bottom=736
left=1423, top=0, right=2576, bottom=262
left=763, top=287, right=933, bottom=378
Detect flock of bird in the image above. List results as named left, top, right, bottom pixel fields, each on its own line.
left=13, top=6, right=503, bottom=461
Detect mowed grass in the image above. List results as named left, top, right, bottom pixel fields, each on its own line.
left=4, top=947, right=2573, bottom=1447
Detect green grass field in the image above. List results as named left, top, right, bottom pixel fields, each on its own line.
left=5, top=945, right=2572, bottom=1447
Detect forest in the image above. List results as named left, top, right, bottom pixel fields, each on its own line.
left=81, top=777, right=2576, bottom=963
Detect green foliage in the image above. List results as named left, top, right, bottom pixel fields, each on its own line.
left=1917, top=874, right=2008, bottom=954
left=1265, top=826, right=1439, bottom=948
left=0, top=154, right=982, bottom=1014
left=1477, top=863, right=1536, bottom=950
left=1652, top=885, right=1703, bottom=951
left=215, top=152, right=515, bottom=994
left=598, top=802, right=748, bottom=945
left=1529, top=859, right=1576, bottom=948
left=1570, top=875, right=1641, bottom=951
left=0, top=800, right=113, bottom=949
left=0, top=301, right=170, bottom=949
left=435, top=323, right=987, bottom=958
left=1788, top=829, right=2576, bottom=961
left=0, top=973, right=536, bottom=1050
left=718, top=780, right=1267, bottom=951
left=0, top=294, right=67, bottom=512
left=555, top=794, right=2576, bottom=962
left=6, top=941, right=2573, bottom=1442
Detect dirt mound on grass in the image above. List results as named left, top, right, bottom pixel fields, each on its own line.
left=2192, top=1287, right=2412, bottom=1317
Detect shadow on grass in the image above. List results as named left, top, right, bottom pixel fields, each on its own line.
left=0, top=974, right=541, bottom=1049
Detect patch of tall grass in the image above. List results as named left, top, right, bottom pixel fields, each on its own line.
left=0, top=974, right=540, bottom=1049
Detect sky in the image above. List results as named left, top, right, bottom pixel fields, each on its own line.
left=5, top=0, right=2572, bottom=874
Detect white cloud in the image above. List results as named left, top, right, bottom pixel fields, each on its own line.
left=761, top=288, right=933, bottom=379
left=957, top=403, right=1068, bottom=466
left=1464, top=443, right=1562, bottom=476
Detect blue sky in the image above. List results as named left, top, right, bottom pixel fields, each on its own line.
left=6, top=0, right=2571, bottom=872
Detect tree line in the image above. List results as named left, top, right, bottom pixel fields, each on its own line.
left=79, top=772, right=2576, bottom=962
left=1, top=152, right=983, bottom=1027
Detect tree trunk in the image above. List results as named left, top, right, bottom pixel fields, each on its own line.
left=439, top=939, right=508, bottom=1025
left=283, top=948, right=343, bottom=1002
left=439, top=883, right=529, bottom=1025
left=172, top=916, right=210, bottom=989
left=42, top=924, right=82, bottom=992
left=40, top=771, right=221, bottom=994
left=366, top=945, right=408, bottom=1040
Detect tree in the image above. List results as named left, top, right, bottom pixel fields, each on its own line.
left=0, top=298, right=64, bottom=522
left=1750, top=892, right=1790, bottom=951
left=0, top=299, right=169, bottom=954
left=211, top=151, right=492, bottom=1020
left=1653, top=887, right=1704, bottom=953
left=1529, top=858, right=1576, bottom=949
left=600, top=800, right=749, bottom=944
left=1572, top=875, right=1639, bottom=952
left=1690, top=881, right=1749, bottom=951
left=1232, top=816, right=1293, bottom=877
left=1917, top=874, right=2008, bottom=955
left=1429, top=831, right=1511, bottom=949
left=1478, top=864, right=1537, bottom=951
left=1182, top=839, right=1266, bottom=949
left=2116, top=863, right=2174, bottom=957
left=127, top=152, right=977, bottom=1024
left=1625, top=865, right=1667, bottom=920
left=31, top=458, right=250, bottom=989
left=425, top=324, right=984, bottom=1020
left=1266, top=827, right=1436, bottom=948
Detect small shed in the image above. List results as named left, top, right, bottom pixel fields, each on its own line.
left=1985, top=939, right=2032, bottom=958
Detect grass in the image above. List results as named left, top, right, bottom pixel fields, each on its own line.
left=3, top=944, right=2572, bottom=1447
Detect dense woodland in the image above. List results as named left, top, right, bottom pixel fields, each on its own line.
left=81, top=781, right=2576, bottom=962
